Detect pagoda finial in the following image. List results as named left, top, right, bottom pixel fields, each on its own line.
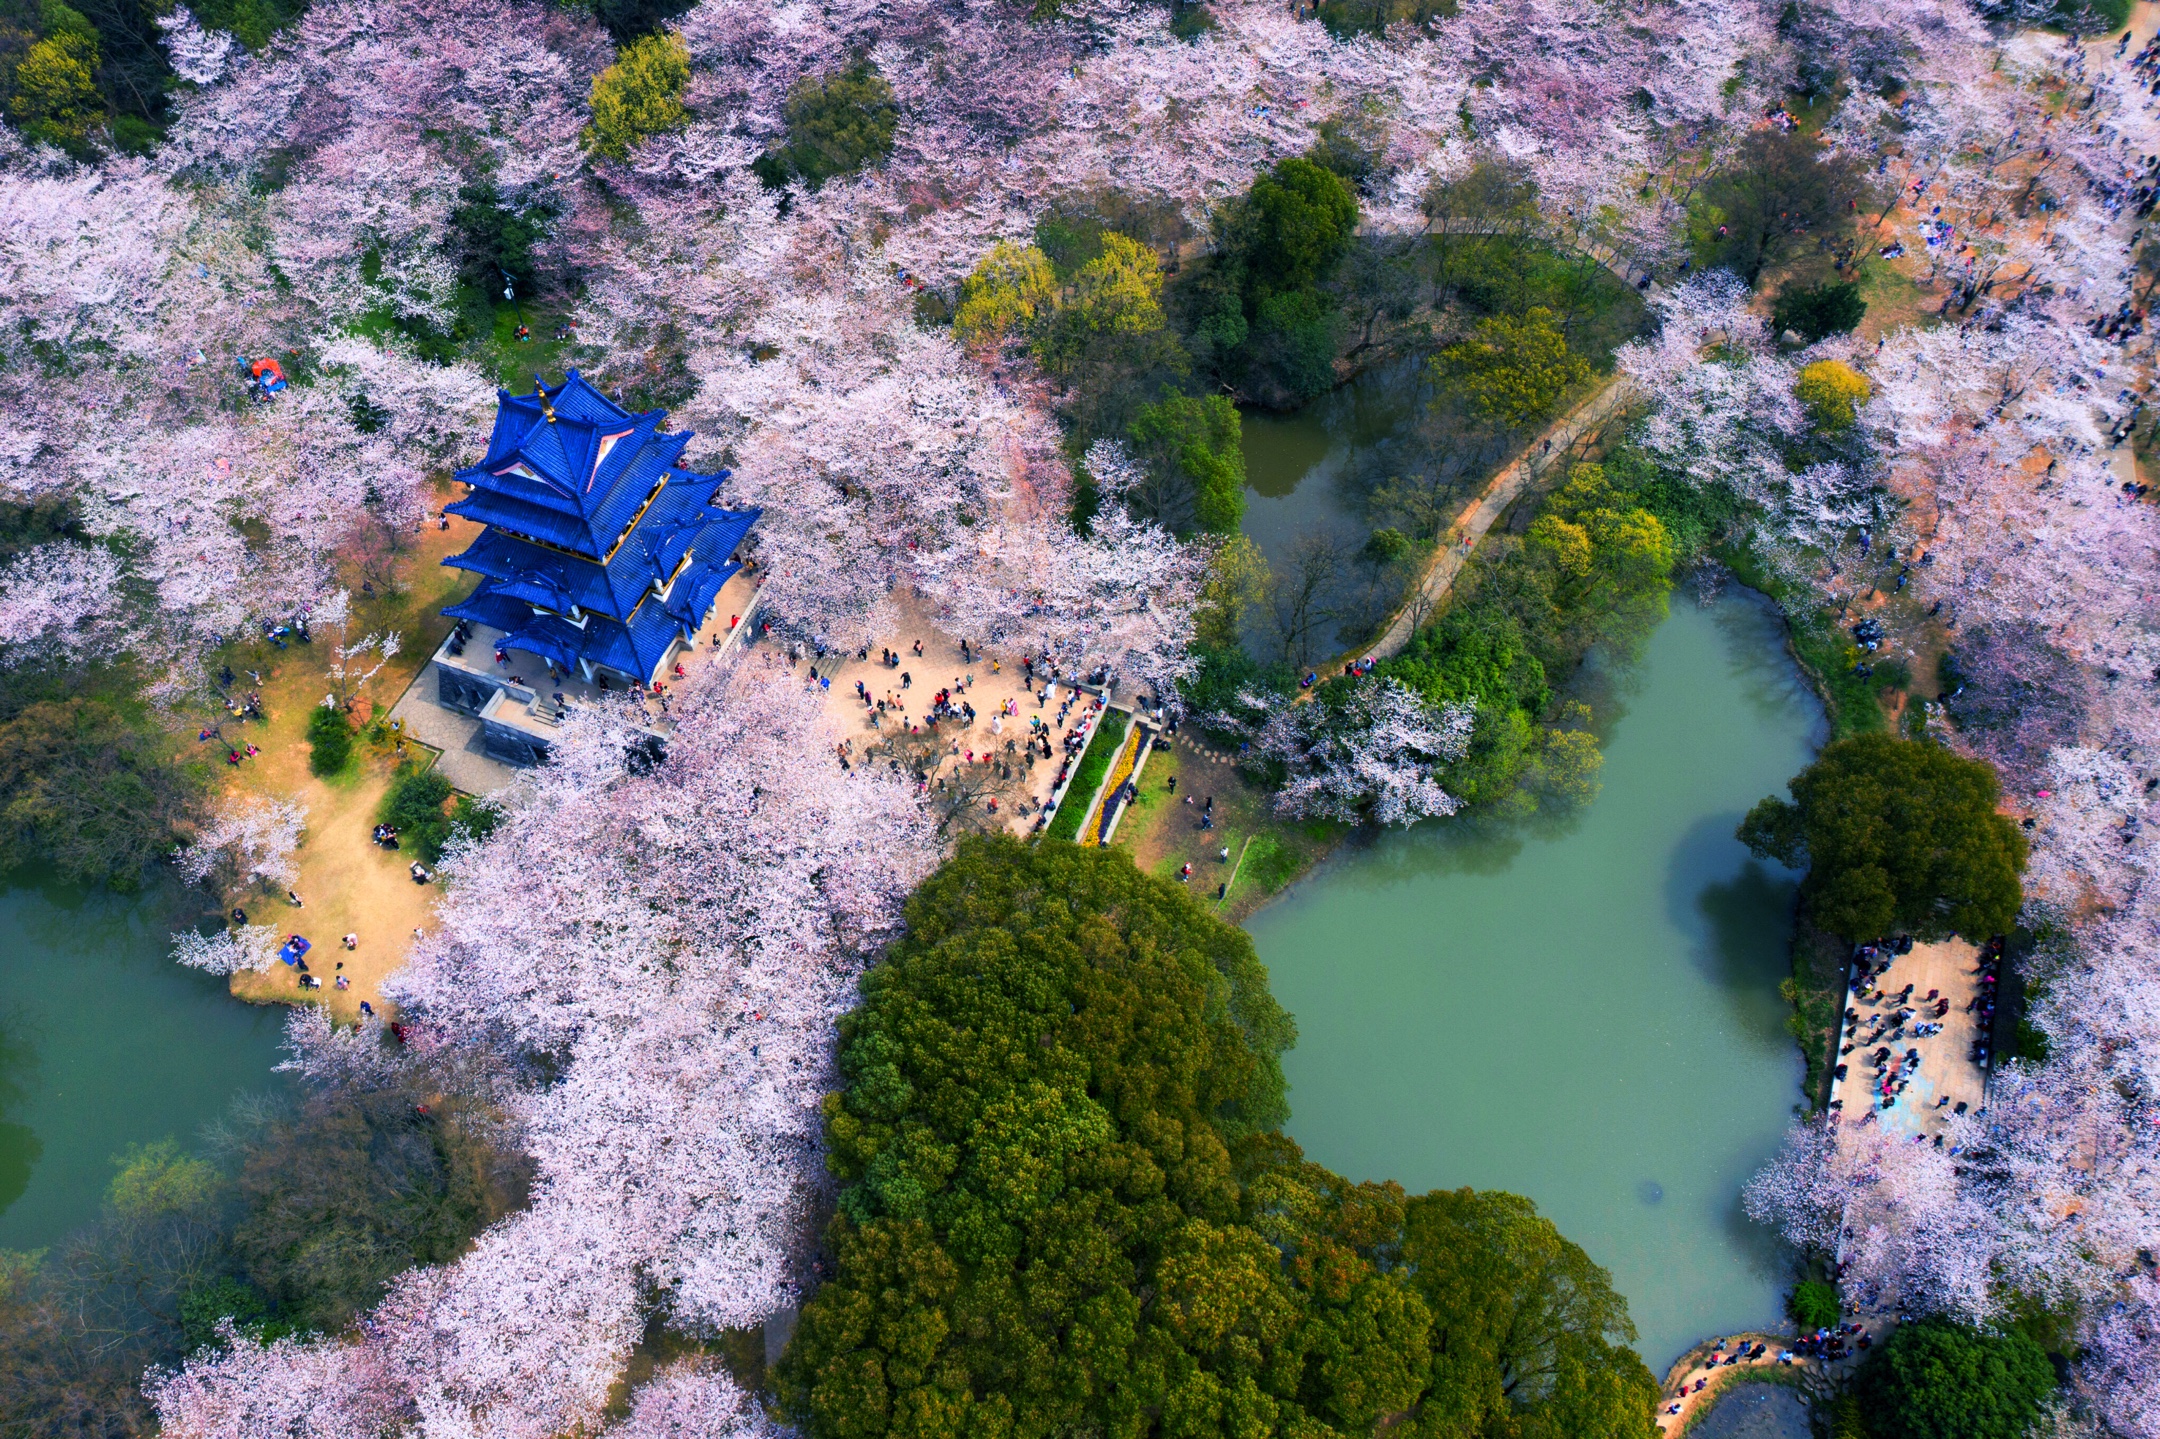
left=535, top=373, right=556, bottom=423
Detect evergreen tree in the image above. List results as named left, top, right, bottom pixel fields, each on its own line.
left=1739, top=735, right=2028, bottom=940
left=780, top=839, right=1660, bottom=1439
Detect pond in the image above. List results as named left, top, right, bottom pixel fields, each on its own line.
left=0, top=876, right=288, bottom=1249
left=1245, top=593, right=1823, bottom=1372
left=1239, top=362, right=1418, bottom=573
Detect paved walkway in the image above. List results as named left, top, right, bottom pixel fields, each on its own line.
left=386, top=667, right=521, bottom=795
left=382, top=569, right=762, bottom=795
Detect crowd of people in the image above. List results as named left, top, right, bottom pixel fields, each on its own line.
left=778, top=624, right=1135, bottom=833
left=1827, top=936, right=1990, bottom=1152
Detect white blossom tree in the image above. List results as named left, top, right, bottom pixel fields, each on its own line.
left=155, top=669, right=938, bottom=1436
left=0, top=541, right=123, bottom=662
left=175, top=794, right=307, bottom=890
left=1213, top=677, right=1473, bottom=827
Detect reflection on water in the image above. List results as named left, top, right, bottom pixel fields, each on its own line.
left=1239, top=362, right=1425, bottom=569
left=0, top=1123, right=38, bottom=1215
left=0, top=1011, right=38, bottom=1213
left=1247, top=593, right=1825, bottom=1370
left=0, top=874, right=286, bottom=1245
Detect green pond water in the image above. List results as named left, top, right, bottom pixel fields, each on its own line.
left=1238, top=362, right=1416, bottom=574
left=1245, top=595, right=1820, bottom=1371
left=1237, top=387, right=1823, bottom=1371
left=0, top=878, right=287, bottom=1249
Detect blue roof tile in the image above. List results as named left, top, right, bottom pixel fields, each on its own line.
left=440, top=375, right=759, bottom=683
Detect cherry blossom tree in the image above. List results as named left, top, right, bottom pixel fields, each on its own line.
left=155, top=669, right=938, bottom=1436
left=175, top=794, right=307, bottom=890
left=170, top=924, right=284, bottom=978
left=600, top=1360, right=785, bottom=1439
left=314, top=590, right=401, bottom=707
left=1211, top=676, right=1473, bottom=826
left=20, top=1, right=2151, bottom=1432
left=0, top=541, right=122, bottom=662
left=156, top=9, right=237, bottom=90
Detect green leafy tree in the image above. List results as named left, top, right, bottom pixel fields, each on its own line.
left=448, top=793, right=500, bottom=854
left=0, top=697, right=204, bottom=890
left=8, top=28, right=99, bottom=149
left=1379, top=606, right=1549, bottom=716
left=1851, top=1317, right=2055, bottom=1439
left=1249, top=287, right=1342, bottom=402
left=1788, top=1279, right=1839, bottom=1330
left=1058, top=231, right=1167, bottom=339
left=1377, top=606, right=1547, bottom=811
left=1772, top=281, right=1866, bottom=343
left=1738, top=734, right=2028, bottom=940
left=756, top=61, right=898, bottom=189
left=1524, top=464, right=1674, bottom=621
left=1126, top=392, right=1248, bottom=535
left=1697, top=129, right=1866, bottom=287
left=1233, top=156, right=1360, bottom=298
left=1397, top=1187, right=1656, bottom=1439
left=781, top=839, right=1659, bottom=1439
left=1033, top=232, right=1190, bottom=429
left=230, top=1080, right=526, bottom=1334
left=1532, top=705, right=1604, bottom=812
left=1317, top=0, right=1454, bottom=39
left=450, top=180, right=552, bottom=300
left=378, top=763, right=455, bottom=863
left=590, top=0, right=695, bottom=41
left=1197, top=157, right=1360, bottom=399
left=1194, top=535, right=1270, bottom=651
left=109, top=1139, right=221, bottom=1220
left=583, top=31, right=690, bottom=160
left=190, top=0, right=305, bottom=50
left=178, top=1274, right=283, bottom=1351
left=1432, top=307, right=1590, bottom=430
left=306, top=703, right=353, bottom=777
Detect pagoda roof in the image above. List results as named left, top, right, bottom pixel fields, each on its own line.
left=453, top=559, right=745, bottom=684
left=442, top=484, right=758, bottom=623
left=449, top=371, right=704, bottom=558
left=438, top=373, right=762, bottom=684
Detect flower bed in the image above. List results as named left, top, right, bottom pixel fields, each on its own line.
left=1045, top=709, right=1130, bottom=843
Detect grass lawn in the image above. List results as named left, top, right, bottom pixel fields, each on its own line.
left=198, top=484, right=483, bottom=1023
left=1113, top=740, right=1344, bottom=923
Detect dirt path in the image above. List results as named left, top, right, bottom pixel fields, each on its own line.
left=1358, top=371, right=1640, bottom=665
left=207, top=499, right=477, bottom=1023
left=228, top=763, right=439, bottom=1022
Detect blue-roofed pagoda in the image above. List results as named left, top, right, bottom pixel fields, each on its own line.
left=440, top=371, right=760, bottom=689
